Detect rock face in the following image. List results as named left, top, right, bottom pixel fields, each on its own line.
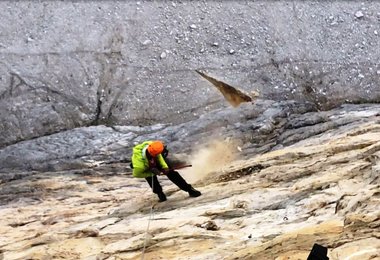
left=1, top=1, right=380, bottom=259
left=1, top=1, right=380, bottom=147
left=0, top=103, right=379, bottom=259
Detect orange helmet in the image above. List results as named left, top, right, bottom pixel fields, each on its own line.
left=147, top=141, right=164, bottom=157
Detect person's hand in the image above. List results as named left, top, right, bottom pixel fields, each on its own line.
left=161, top=168, right=170, bottom=175
left=150, top=168, right=161, bottom=175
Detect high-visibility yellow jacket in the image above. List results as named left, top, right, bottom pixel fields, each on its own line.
left=131, top=141, right=169, bottom=178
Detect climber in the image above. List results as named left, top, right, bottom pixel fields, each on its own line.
left=130, top=140, right=201, bottom=202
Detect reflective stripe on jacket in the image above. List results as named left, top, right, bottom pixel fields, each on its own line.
left=131, top=141, right=169, bottom=178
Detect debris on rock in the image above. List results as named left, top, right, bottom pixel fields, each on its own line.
left=196, top=220, right=220, bottom=231
left=355, top=11, right=364, bottom=19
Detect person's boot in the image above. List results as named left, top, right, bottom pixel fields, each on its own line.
left=157, top=191, right=167, bottom=202
left=188, top=186, right=201, bottom=197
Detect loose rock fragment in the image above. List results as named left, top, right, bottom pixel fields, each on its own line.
left=355, top=11, right=364, bottom=19
left=196, top=220, right=220, bottom=231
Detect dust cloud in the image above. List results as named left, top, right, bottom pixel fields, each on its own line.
left=179, top=138, right=241, bottom=183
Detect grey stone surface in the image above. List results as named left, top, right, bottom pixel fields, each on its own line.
left=1, top=100, right=379, bottom=174
left=0, top=1, right=380, bottom=147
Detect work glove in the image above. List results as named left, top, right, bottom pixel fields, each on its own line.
left=161, top=168, right=170, bottom=175
left=150, top=168, right=161, bottom=175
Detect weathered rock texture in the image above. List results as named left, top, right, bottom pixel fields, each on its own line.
left=0, top=103, right=379, bottom=259
left=0, top=99, right=317, bottom=172
left=1, top=1, right=380, bottom=147
left=1, top=1, right=380, bottom=259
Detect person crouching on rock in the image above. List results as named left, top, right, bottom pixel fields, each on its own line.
left=131, top=140, right=201, bottom=202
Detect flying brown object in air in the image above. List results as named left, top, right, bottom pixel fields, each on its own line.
left=195, top=70, right=259, bottom=107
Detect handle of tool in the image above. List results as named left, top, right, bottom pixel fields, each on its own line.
left=172, top=164, right=192, bottom=170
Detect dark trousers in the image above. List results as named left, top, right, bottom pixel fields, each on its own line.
left=145, top=170, right=192, bottom=194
